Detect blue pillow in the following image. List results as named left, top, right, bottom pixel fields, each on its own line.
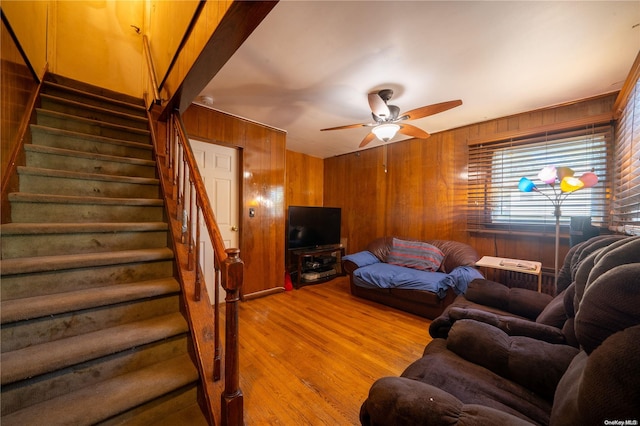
left=343, top=251, right=381, bottom=268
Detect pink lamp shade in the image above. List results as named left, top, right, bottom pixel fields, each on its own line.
left=537, top=166, right=557, bottom=184
left=579, top=172, right=599, bottom=188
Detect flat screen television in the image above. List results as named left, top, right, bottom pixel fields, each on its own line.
left=287, top=206, right=341, bottom=250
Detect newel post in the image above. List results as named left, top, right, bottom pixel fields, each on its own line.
left=221, top=248, right=244, bottom=426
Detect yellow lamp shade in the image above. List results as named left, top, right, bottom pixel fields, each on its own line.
left=560, top=176, right=584, bottom=192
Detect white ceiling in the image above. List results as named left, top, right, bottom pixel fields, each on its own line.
left=198, top=1, right=640, bottom=159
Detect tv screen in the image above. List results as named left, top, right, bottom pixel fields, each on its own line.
left=287, top=206, right=341, bottom=250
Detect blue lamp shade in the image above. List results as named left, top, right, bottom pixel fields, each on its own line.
left=518, top=177, right=537, bottom=192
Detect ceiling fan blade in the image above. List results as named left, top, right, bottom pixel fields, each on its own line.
left=320, top=123, right=369, bottom=131
left=368, top=92, right=390, bottom=118
left=399, top=123, right=430, bottom=139
left=359, top=132, right=377, bottom=148
left=400, top=99, right=463, bottom=121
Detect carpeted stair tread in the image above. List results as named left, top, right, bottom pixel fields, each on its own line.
left=36, top=109, right=151, bottom=137
left=0, top=247, right=174, bottom=275
left=25, top=143, right=155, bottom=164
left=31, top=124, right=152, bottom=149
left=43, top=79, right=146, bottom=112
left=18, top=166, right=159, bottom=186
left=8, top=192, right=164, bottom=206
left=18, top=165, right=159, bottom=185
left=1, top=312, right=189, bottom=385
left=0, top=221, right=167, bottom=235
left=41, top=93, right=149, bottom=127
left=24, top=144, right=156, bottom=172
left=2, top=353, right=198, bottom=426
left=24, top=143, right=156, bottom=167
left=1, top=278, right=180, bottom=323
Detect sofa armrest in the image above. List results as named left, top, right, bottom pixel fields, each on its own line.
left=447, top=307, right=566, bottom=344
left=465, top=279, right=553, bottom=320
left=446, top=319, right=579, bottom=400
left=361, top=376, right=533, bottom=426
left=342, top=259, right=359, bottom=276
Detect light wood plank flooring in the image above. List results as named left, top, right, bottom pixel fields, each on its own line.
left=232, top=276, right=432, bottom=425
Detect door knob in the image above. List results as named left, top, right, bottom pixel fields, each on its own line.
left=231, top=226, right=239, bottom=232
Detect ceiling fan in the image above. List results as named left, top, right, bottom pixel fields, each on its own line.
left=320, top=89, right=462, bottom=148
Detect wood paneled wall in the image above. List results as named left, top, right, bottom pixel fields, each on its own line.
left=285, top=150, right=324, bottom=208
left=181, top=105, right=286, bottom=298
left=324, top=94, right=618, bottom=290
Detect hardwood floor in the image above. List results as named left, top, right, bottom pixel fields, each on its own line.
left=232, top=276, right=432, bottom=425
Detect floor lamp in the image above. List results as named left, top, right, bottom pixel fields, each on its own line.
left=518, top=166, right=598, bottom=289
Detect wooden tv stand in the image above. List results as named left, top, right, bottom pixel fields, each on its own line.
left=290, top=246, right=345, bottom=288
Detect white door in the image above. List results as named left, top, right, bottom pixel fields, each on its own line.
left=190, top=139, right=239, bottom=304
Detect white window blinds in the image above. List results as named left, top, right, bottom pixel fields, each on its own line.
left=611, top=77, right=640, bottom=236
left=468, top=126, right=612, bottom=232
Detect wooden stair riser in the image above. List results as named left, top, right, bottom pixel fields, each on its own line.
left=2, top=295, right=181, bottom=352
left=40, top=95, right=148, bottom=130
left=30, top=125, right=152, bottom=158
left=36, top=110, right=151, bottom=144
left=18, top=168, right=160, bottom=199
left=9, top=197, right=164, bottom=223
left=1, top=260, right=175, bottom=300
left=25, top=145, right=157, bottom=178
left=1, top=335, right=190, bottom=417
left=1, top=228, right=168, bottom=259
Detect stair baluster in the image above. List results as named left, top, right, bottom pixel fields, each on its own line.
left=163, top=112, right=244, bottom=424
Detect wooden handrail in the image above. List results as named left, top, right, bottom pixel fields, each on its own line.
left=143, top=35, right=162, bottom=106
left=172, top=116, right=228, bottom=261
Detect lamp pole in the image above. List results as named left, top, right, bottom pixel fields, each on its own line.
left=553, top=205, right=561, bottom=289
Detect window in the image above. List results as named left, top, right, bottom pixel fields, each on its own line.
left=468, top=126, right=611, bottom=233
left=611, top=77, right=640, bottom=236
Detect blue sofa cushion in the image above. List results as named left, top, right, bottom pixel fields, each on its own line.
left=353, top=263, right=484, bottom=298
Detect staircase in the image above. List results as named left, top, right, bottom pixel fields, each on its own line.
left=0, top=76, right=210, bottom=425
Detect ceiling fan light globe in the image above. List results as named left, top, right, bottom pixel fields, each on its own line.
left=372, top=123, right=400, bottom=142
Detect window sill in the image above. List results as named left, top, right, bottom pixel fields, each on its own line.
left=466, top=228, right=571, bottom=240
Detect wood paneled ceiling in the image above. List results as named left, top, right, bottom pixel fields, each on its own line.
left=198, top=1, right=640, bottom=159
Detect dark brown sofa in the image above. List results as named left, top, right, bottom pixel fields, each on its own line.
left=343, top=237, right=480, bottom=319
left=429, top=234, right=631, bottom=345
left=360, top=236, right=640, bottom=425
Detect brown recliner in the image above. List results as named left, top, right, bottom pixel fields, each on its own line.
left=360, top=237, right=640, bottom=425
left=429, top=234, right=630, bottom=345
